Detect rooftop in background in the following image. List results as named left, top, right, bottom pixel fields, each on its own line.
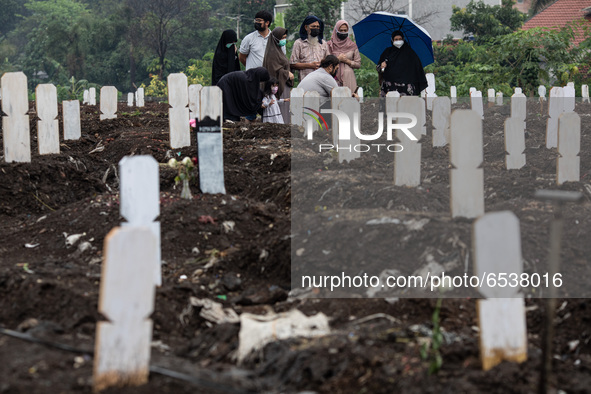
left=522, top=0, right=591, bottom=45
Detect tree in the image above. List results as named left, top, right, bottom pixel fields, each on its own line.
left=284, top=0, right=341, bottom=37
left=450, top=0, right=525, bottom=42
left=345, top=0, right=440, bottom=27
left=530, top=0, right=554, bottom=16
left=0, top=0, right=27, bottom=42
left=130, top=0, right=193, bottom=79
left=19, top=0, right=89, bottom=86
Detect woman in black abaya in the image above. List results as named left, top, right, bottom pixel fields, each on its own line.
left=377, top=30, right=427, bottom=97
left=212, top=30, right=241, bottom=85
left=216, top=67, right=270, bottom=121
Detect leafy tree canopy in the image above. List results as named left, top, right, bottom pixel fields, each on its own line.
left=450, top=0, right=525, bottom=42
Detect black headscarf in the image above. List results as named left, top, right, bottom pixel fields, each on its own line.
left=378, top=30, right=428, bottom=95
left=212, top=30, right=240, bottom=85
left=216, top=67, right=270, bottom=120
left=298, top=15, right=324, bottom=44
left=263, top=27, right=290, bottom=98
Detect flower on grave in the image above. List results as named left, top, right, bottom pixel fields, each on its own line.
left=167, top=157, right=195, bottom=199
left=189, top=118, right=197, bottom=128
left=168, top=158, right=178, bottom=169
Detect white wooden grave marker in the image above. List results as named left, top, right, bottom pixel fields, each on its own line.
left=93, top=227, right=157, bottom=392
left=386, top=91, right=400, bottom=122
left=563, top=84, right=575, bottom=113
left=557, top=112, right=580, bottom=185
left=394, top=97, right=423, bottom=186
left=470, top=90, right=484, bottom=119
left=474, top=211, right=527, bottom=371
left=290, top=88, right=305, bottom=128
left=330, top=87, right=361, bottom=163
left=63, top=100, right=81, bottom=140
left=35, top=84, right=60, bottom=155
left=546, top=87, right=563, bottom=148
left=127, top=93, right=134, bottom=107
left=432, top=97, right=451, bottom=147
left=119, top=155, right=161, bottom=286
left=496, top=92, right=503, bottom=106
left=303, top=91, right=321, bottom=139
left=83, top=89, right=89, bottom=104
left=89, top=87, right=97, bottom=106
left=511, top=88, right=526, bottom=128
left=425, top=73, right=437, bottom=110
left=188, top=84, right=203, bottom=121
left=450, top=86, right=457, bottom=104
left=357, top=86, right=364, bottom=103
left=100, top=86, right=118, bottom=120
left=487, top=88, right=495, bottom=103
left=469, top=87, right=476, bottom=95
left=168, top=73, right=190, bottom=148
left=338, top=97, right=361, bottom=163
left=331, top=87, right=350, bottom=146
left=504, top=118, right=526, bottom=170
left=538, top=85, right=546, bottom=100
left=582, top=85, right=589, bottom=103
left=450, top=110, right=484, bottom=218
left=136, top=88, right=145, bottom=107
left=2, top=72, right=31, bottom=163
left=198, top=86, right=226, bottom=194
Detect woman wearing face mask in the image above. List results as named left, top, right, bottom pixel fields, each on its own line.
left=327, top=20, right=361, bottom=94
left=212, top=29, right=241, bottom=85
left=377, top=30, right=427, bottom=97
left=263, top=27, right=294, bottom=123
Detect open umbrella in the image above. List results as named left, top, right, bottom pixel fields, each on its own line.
left=352, top=12, right=434, bottom=67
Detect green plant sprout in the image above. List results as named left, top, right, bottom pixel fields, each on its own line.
left=420, top=298, right=443, bottom=375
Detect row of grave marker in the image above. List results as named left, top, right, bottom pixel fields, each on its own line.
left=81, top=87, right=145, bottom=107
left=291, top=88, right=581, bottom=218
left=94, top=155, right=529, bottom=390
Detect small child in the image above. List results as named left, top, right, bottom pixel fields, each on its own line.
left=261, top=78, right=289, bottom=124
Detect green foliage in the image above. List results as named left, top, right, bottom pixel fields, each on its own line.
left=355, top=54, right=379, bottom=98
left=185, top=57, right=212, bottom=86
left=284, top=0, right=341, bottom=37
left=56, top=76, right=94, bottom=101
left=427, top=23, right=590, bottom=97
left=420, top=298, right=443, bottom=375
left=141, top=74, right=167, bottom=97
left=451, top=0, right=524, bottom=42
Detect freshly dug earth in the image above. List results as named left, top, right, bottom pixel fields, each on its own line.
left=0, top=100, right=590, bottom=393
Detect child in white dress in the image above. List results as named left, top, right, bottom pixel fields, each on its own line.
left=261, top=78, right=289, bottom=124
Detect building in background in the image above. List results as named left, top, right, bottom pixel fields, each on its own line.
left=522, top=0, right=591, bottom=46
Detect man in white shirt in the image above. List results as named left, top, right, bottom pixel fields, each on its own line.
left=239, top=11, right=273, bottom=70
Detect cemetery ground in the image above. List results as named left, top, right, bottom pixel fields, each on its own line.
left=1, top=100, right=591, bottom=393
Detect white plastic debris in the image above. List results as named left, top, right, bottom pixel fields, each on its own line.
left=78, top=241, right=92, bottom=253
left=366, top=217, right=401, bottom=225
left=24, top=243, right=40, bottom=248
left=403, top=218, right=430, bottom=231
left=222, top=221, right=235, bottom=233
left=190, top=297, right=239, bottom=325
left=64, top=232, right=86, bottom=247
left=237, top=309, right=330, bottom=363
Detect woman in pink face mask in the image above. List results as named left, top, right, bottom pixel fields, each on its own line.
left=327, top=20, right=361, bottom=94
left=261, top=77, right=290, bottom=123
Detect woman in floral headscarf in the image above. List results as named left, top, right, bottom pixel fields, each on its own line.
left=327, top=20, right=361, bottom=94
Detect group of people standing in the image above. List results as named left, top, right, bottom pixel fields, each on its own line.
left=212, top=11, right=427, bottom=124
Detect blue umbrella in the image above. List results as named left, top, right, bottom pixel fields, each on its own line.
left=352, top=12, right=434, bottom=67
